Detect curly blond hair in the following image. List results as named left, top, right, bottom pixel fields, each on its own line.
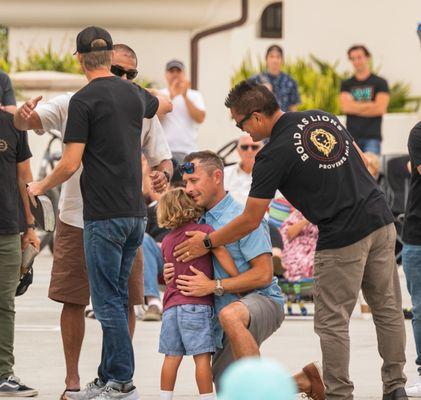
left=157, top=188, right=204, bottom=229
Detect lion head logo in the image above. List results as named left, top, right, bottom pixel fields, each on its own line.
left=310, top=129, right=337, bottom=157
left=0, top=140, right=8, bottom=152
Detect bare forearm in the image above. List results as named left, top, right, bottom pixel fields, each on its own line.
left=221, top=263, right=272, bottom=293
left=286, top=220, right=307, bottom=241
left=14, top=111, right=31, bottom=130
left=344, top=101, right=386, bottom=117
left=40, top=161, right=78, bottom=192
left=18, top=178, right=35, bottom=224
left=212, top=246, right=239, bottom=277
left=152, top=159, right=173, bottom=177
left=183, top=95, right=205, bottom=123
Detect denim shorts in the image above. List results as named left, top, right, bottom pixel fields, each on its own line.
left=159, top=304, right=216, bottom=356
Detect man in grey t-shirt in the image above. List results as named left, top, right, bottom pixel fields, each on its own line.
left=0, top=71, right=16, bottom=114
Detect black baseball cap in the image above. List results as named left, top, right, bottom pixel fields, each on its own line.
left=74, top=26, right=113, bottom=55
left=166, top=59, right=185, bottom=71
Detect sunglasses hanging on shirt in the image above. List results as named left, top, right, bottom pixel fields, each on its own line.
left=111, top=65, right=138, bottom=81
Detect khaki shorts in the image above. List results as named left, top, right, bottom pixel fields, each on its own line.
left=212, top=292, right=284, bottom=389
left=48, top=218, right=144, bottom=307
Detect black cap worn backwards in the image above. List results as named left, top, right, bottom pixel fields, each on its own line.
left=74, top=26, right=113, bottom=54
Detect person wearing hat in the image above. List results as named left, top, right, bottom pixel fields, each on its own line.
left=0, top=108, right=39, bottom=397
left=14, top=42, right=173, bottom=399
left=158, top=60, right=206, bottom=163
left=27, top=26, right=161, bottom=400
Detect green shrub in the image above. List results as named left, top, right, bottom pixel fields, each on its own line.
left=0, top=57, right=11, bottom=73
left=231, top=53, right=420, bottom=114
left=15, top=44, right=82, bottom=74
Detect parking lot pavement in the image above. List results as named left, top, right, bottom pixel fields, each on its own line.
left=9, top=252, right=417, bottom=399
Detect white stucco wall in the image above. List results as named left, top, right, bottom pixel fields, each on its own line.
left=5, top=0, right=421, bottom=156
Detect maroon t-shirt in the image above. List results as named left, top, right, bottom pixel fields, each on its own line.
left=162, top=222, right=214, bottom=311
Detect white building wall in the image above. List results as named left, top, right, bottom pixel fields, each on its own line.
left=6, top=0, right=421, bottom=156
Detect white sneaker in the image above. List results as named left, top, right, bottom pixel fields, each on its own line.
left=406, top=378, right=421, bottom=397
left=65, top=379, right=105, bottom=400
left=92, top=386, right=140, bottom=400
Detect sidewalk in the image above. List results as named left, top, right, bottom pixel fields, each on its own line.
left=9, top=253, right=417, bottom=399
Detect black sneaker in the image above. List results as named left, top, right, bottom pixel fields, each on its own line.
left=383, top=387, right=408, bottom=400
left=0, top=375, right=38, bottom=397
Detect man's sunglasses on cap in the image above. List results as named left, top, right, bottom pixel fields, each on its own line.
left=111, top=65, right=138, bottom=81
left=236, top=109, right=261, bottom=130
left=179, top=162, right=195, bottom=174
left=240, top=144, right=260, bottom=151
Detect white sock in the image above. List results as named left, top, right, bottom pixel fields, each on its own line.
left=148, top=297, right=163, bottom=312
left=160, top=390, right=173, bottom=400
left=199, top=393, right=216, bottom=400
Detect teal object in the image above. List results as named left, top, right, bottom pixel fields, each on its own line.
left=219, top=357, right=297, bottom=400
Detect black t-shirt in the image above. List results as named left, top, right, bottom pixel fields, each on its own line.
left=340, top=74, right=389, bottom=141
left=0, top=71, right=16, bottom=106
left=64, top=76, right=159, bottom=221
left=403, top=122, right=421, bottom=245
left=249, top=110, right=393, bottom=250
left=0, top=110, right=31, bottom=234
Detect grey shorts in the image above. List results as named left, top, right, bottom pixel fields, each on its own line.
left=212, top=292, right=284, bottom=389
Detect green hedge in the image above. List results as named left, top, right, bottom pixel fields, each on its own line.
left=231, top=54, right=420, bottom=114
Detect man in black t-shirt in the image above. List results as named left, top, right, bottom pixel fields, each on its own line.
left=340, top=45, right=389, bottom=155
left=0, top=70, right=17, bottom=114
left=0, top=110, right=39, bottom=397
left=27, top=27, right=159, bottom=400
left=402, top=122, right=421, bottom=396
left=175, top=81, right=407, bottom=400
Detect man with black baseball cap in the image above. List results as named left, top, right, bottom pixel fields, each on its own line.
left=159, top=59, right=206, bottom=163
left=74, top=26, right=113, bottom=54
left=27, top=26, right=160, bottom=400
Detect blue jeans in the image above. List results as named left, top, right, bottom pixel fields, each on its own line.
left=84, top=217, right=147, bottom=386
left=402, top=243, right=421, bottom=374
left=355, top=138, right=381, bottom=155
left=143, top=233, right=164, bottom=298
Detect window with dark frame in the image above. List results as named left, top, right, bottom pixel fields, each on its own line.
left=260, top=2, right=283, bottom=39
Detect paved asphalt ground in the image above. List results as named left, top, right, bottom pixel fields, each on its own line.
left=8, top=252, right=419, bottom=399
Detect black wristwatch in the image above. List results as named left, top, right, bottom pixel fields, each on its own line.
left=203, top=234, right=213, bottom=249
left=26, top=223, right=36, bottom=230
left=163, top=171, right=171, bottom=182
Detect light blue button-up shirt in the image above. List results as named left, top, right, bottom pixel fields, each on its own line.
left=201, top=193, right=284, bottom=348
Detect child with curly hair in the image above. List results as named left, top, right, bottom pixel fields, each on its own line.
left=157, top=188, right=238, bottom=400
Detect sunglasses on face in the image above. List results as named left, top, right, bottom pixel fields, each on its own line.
left=240, top=144, right=261, bottom=151
left=179, top=162, right=195, bottom=174
left=235, top=109, right=261, bottom=130
left=111, top=65, right=138, bottom=80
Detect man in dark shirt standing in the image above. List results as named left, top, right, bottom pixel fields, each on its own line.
left=0, top=70, right=17, bottom=114
left=176, top=81, right=407, bottom=400
left=28, top=27, right=159, bottom=400
left=402, top=122, right=421, bottom=396
left=340, top=45, right=389, bottom=155
left=0, top=110, right=39, bottom=397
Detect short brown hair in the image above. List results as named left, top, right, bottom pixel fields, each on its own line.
left=157, top=188, right=203, bottom=229
left=113, top=43, right=137, bottom=66
left=80, top=39, right=112, bottom=71
left=184, top=151, right=224, bottom=174
left=347, top=44, right=371, bottom=58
